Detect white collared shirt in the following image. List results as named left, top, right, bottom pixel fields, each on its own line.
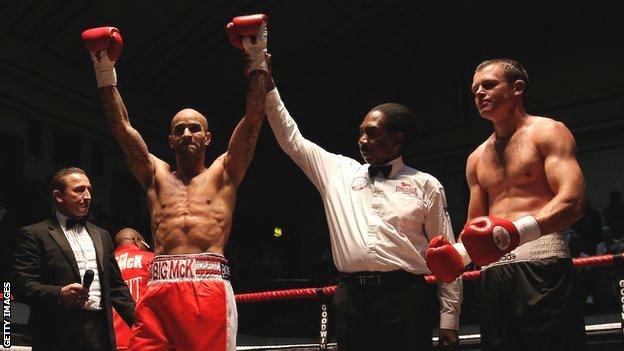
left=266, top=88, right=462, bottom=329
left=56, top=212, right=102, bottom=310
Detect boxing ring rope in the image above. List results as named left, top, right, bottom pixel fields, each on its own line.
left=235, top=253, right=624, bottom=302
left=4, top=254, right=622, bottom=351
left=6, top=254, right=624, bottom=351
left=232, top=253, right=624, bottom=350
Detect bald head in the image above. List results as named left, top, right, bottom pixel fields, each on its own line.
left=115, top=228, right=146, bottom=248
left=170, top=108, right=208, bottom=133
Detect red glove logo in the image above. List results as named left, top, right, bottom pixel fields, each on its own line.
left=492, top=226, right=511, bottom=250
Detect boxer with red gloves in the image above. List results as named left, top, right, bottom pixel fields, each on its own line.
left=430, top=59, right=586, bottom=350
left=82, top=21, right=268, bottom=351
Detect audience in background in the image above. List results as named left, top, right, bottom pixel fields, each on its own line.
left=596, top=226, right=624, bottom=255
left=603, top=190, right=624, bottom=239
left=571, top=201, right=602, bottom=255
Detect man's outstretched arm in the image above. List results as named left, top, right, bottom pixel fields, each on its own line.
left=100, top=86, right=155, bottom=189
left=223, top=71, right=268, bottom=185
left=225, top=14, right=343, bottom=191
left=83, top=27, right=155, bottom=189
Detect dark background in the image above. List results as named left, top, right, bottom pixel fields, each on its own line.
left=1, top=0, right=623, bottom=344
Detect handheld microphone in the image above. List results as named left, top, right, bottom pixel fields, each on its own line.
left=83, top=269, right=94, bottom=290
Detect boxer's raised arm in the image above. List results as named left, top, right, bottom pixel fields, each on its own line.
left=100, top=86, right=155, bottom=189
left=534, top=120, right=585, bottom=233
left=264, top=85, right=344, bottom=192
left=83, top=27, right=155, bottom=189
left=223, top=71, right=267, bottom=185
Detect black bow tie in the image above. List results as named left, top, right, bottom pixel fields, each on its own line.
left=66, top=217, right=87, bottom=229
left=368, top=164, right=392, bottom=178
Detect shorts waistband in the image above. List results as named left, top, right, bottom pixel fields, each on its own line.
left=149, top=253, right=230, bottom=283
left=485, top=232, right=570, bottom=269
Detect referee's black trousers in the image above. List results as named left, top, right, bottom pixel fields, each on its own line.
left=333, top=270, right=434, bottom=351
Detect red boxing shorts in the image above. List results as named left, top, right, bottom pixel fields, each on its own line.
left=128, top=253, right=237, bottom=351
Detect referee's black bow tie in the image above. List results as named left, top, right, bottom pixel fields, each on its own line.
left=66, top=217, right=86, bottom=229
left=368, top=164, right=392, bottom=178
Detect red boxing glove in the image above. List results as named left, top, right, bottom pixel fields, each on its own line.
left=426, top=235, right=471, bottom=283
left=460, top=215, right=541, bottom=267
left=81, top=27, right=123, bottom=61
left=226, top=14, right=268, bottom=73
left=81, top=26, right=123, bottom=87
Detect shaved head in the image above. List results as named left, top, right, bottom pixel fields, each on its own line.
left=170, top=108, right=208, bottom=133
left=114, top=228, right=144, bottom=247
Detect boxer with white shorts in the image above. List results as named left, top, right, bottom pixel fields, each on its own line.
left=81, top=15, right=269, bottom=350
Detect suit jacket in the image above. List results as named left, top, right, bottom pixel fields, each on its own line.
left=12, top=216, right=135, bottom=351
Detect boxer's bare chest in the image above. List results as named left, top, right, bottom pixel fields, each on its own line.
left=147, top=168, right=236, bottom=254
left=477, top=131, right=547, bottom=196
left=147, top=167, right=235, bottom=225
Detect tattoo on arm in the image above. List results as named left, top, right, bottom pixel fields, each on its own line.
left=240, top=124, right=261, bottom=169
left=100, top=87, right=153, bottom=186
left=223, top=72, right=267, bottom=183
left=118, top=132, right=150, bottom=165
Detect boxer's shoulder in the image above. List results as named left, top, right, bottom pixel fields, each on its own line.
left=524, top=115, right=566, bottom=136
left=149, top=153, right=167, bottom=166
left=525, top=114, right=557, bottom=125
left=211, top=153, right=227, bottom=168
left=208, top=154, right=232, bottom=182
left=526, top=116, right=575, bottom=149
left=150, top=157, right=171, bottom=182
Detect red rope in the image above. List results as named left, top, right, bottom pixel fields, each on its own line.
left=235, top=253, right=624, bottom=303
left=572, top=254, right=622, bottom=267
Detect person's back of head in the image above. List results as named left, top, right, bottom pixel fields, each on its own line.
left=115, top=228, right=149, bottom=250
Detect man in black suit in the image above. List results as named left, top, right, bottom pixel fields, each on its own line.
left=12, top=167, right=135, bottom=351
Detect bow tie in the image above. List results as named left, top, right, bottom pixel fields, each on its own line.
left=368, top=164, right=392, bottom=178
left=66, top=217, right=87, bottom=229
